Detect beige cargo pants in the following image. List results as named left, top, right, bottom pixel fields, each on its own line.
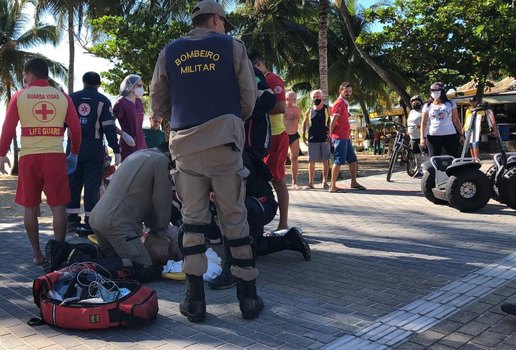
left=173, top=144, right=258, bottom=281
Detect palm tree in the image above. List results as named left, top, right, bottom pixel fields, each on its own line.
left=335, top=0, right=411, bottom=106
left=35, top=0, right=126, bottom=93
left=318, top=0, right=329, bottom=103
left=1, top=0, right=67, bottom=175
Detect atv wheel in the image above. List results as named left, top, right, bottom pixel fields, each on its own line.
left=498, top=167, right=516, bottom=210
left=485, top=165, right=500, bottom=202
left=445, top=169, right=491, bottom=212
left=421, top=171, right=447, bottom=204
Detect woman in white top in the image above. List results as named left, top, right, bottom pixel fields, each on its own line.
left=407, top=95, right=424, bottom=154
left=420, top=82, right=464, bottom=157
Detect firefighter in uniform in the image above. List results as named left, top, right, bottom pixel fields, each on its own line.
left=67, top=72, right=121, bottom=234
left=150, top=0, right=259, bottom=322
left=0, top=58, right=82, bottom=265
left=88, top=148, right=172, bottom=281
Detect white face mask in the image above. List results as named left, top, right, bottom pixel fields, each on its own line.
left=134, top=86, right=144, bottom=97
left=431, top=91, right=441, bottom=100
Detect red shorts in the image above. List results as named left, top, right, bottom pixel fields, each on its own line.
left=16, top=153, right=70, bottom=207
left=263, top=131, right=289, bottom=181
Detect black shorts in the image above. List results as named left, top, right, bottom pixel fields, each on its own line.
left=410, top=139, right=422, bottom=154
left=288, top=132, right=300, bottom=145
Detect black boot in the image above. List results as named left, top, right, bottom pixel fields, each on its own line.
left=209, top=238, right=236, bottom=289
left=284, top=227, right=311, bottom=261
left=208, top=265, right=236, bottom=289
left=501, top=303, right=516, bottom=315
left=236, top=278, right=263, bottom=320
left=179, top=274, right=206, bottom=323
left=66, top=215, right=81, bottom=232
left=76, top=223, right=94, bottom=237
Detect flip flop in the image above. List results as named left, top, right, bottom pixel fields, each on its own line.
left=350, top=184, right=367, bottom=190
left=328, top=188, right=346, bottom=193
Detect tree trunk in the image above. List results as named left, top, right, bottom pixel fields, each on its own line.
left=336, top=1, right=411, bottom=107
left=357, top=97, right=371, bottom=125
left=475, top=74, right=486, bottom=104
left=319, top=0, right=329, bottom=104
left=67, top=4, right=75, bottom=93
left=5, top=85, right=19, bottom=175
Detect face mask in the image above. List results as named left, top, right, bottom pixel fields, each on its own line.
left=22, top=73, right=30, bottom=88
left=412, top=103, right=421, bottom=110
left=313, top=98, right=322, bottom=106
left=134, top=87, right=144, bottom=97
left=431, top=91, right=441, bottom=100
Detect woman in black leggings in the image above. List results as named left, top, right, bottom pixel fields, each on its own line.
left=420, top=82, right=464, bottom=157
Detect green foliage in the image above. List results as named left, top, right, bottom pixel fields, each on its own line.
left=88, top=8, right=189, bottom=96
left=361, top=0, right=516, bottom=93
left=0, top=0, right=67, bottom=103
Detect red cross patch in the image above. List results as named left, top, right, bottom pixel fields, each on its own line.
left=32, top=102, right=56, bottom=122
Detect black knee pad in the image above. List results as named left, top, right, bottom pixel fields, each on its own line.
left=178, top=223, right=208, bottom=257
left=227, top=236, right=256, bottom=268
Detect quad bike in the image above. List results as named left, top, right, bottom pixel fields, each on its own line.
left=421, top=105, right=513, bottom=212
left=486, top=152, right=516, bottom=209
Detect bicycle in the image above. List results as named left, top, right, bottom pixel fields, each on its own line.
left=386, top=122, right=424, bottom=181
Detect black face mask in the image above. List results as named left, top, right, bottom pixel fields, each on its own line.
left=313, top=98, right=322, bottom=106
left=412, top=103, right=421, bottom=111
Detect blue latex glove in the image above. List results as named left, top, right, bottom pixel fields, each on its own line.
left=66, top=154, right=78, bottom=174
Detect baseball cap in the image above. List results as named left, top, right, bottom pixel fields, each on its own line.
left=191, top=0, right=235, bottom=33
left=469, top=96, right=477, bottom=102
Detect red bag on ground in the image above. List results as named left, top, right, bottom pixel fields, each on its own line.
left=31, top=264, right=159, bottom=329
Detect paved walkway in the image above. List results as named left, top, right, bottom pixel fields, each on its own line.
left=0, top=166, right=515, bottom=349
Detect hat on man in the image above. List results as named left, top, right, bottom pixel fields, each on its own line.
left=191, top=0, right=235, bottom=32
left=469, top=96, right=477, bottom=102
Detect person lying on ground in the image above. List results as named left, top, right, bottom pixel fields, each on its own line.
left=208, top=145, right=311, bottom=290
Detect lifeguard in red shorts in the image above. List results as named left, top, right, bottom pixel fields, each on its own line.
left=0, top=58, right=82, bottom=265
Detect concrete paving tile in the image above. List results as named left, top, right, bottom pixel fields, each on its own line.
left=489, top=318, right=516, bottom=336
left=458, top=322, right=492, bottom=337
left=458, top=343, right=490, bottom=350
left=0, top=334, right=26, bottom=349
left=410, top=330, right=447, bottom=346
left=395, top=341, right=427, bottom=350
left=500, top=332, right=516, bottom=346
left=493, top=343, right=516, bottom=350
left=427, top=344, right=456, bottom=350
left=430, top=320, right=464, bottom=335
left=448, top=310, right=482, bottom=324
left=439, top=332, right=475, bottom=348
left=475, top=312, right=506, bottom=326
left=470, top=330, right=507, bottom=348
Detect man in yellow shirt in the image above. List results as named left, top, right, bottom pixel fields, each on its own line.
left=463, top=97, right=497, bottom=158
left=248, top=49, right=289, bottom=230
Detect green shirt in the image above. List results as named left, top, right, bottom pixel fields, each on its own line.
left=143, top=128, right=166, bottom=148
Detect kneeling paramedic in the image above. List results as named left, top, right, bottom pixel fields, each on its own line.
left=88, top=148, right=172, bottom=281
left=150, top=0, right=260, bottom=322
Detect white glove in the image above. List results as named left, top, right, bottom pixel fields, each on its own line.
left=114, top=153, right=121, bottom=166
left=122, top=132, right=135, bottom=147
left=0, top=156, right=11, bottom=175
